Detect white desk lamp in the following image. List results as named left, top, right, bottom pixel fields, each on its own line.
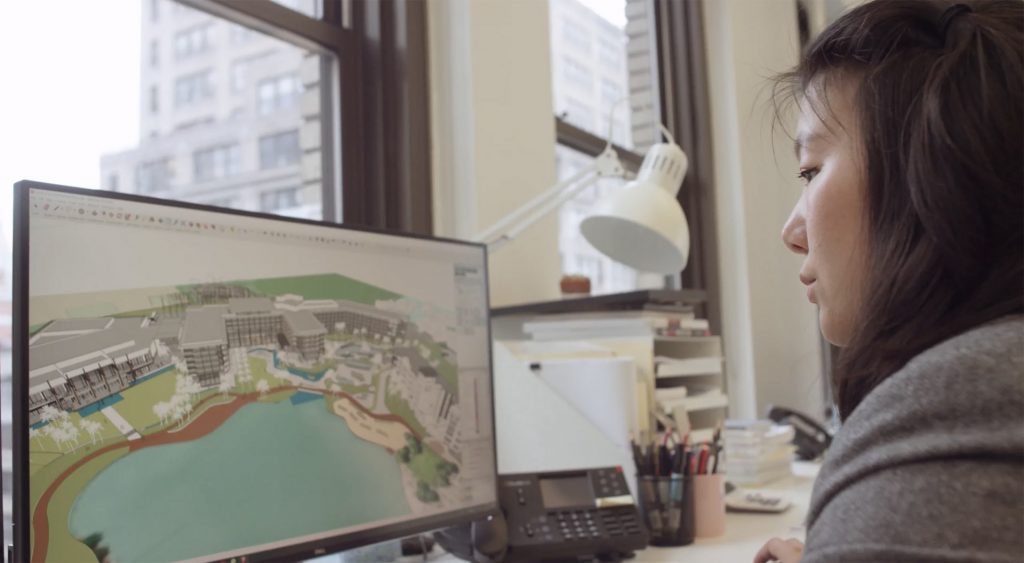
left=475, top=124, right=691, bottom=274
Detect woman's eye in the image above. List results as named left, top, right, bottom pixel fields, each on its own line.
left=797, top=168, right=819, bottom=184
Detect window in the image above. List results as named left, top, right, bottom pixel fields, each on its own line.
left=231, top=60, right=247, bottom=94
left=562, top=19, right=591, bottom=53
left=174, top=25, right=211, bottom=60
left=259, top=130, right=300, bottom=169
left=174, top=70, right=215, bottom=107
left=257, top=74, right=302, bottom=115
left=260, top=186, right=302, bottom=212
left=107, top=173, right=119, bottom=191
left=229, top=22, right=256, bottom=45
left=600, top=78, right=621, bottom=108
left=562, top=56, right=593, bottom=91
left=149, top=85, right=159, bottom=114
left=136, top=158, right=174, bottom=194
left=550, top=0, right=666, bottom=294
left=598, top=37, right=622, bottom=70
left=193, top=144, right=241, bottom=182
left=150, top=0, right=159, bottom=22
left=150, top=39, right=159, bottom=68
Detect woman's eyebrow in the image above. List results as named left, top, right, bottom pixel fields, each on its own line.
left=794, top=131, right=824, bottom=159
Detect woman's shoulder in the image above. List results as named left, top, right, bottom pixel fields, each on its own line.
left=852, top=314, right=1023, bottom=431
left=807, top=315, right=1024, bottom=525
left=895, top=314, right=1024, bottom=388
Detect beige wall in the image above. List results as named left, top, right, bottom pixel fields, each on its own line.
left=429, top=0, right=562, bottom=308
left=703, top=0, right=826, bottom=421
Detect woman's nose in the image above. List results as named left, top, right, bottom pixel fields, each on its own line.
left=782, top=200, right=808, bottom=255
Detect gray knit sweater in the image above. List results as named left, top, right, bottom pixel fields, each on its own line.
left=803, top=316, right=1024, bottom=562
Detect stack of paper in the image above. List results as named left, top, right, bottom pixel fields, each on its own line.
left=722, top=420, right=795, bottom=485
left=522, top=309, right=706, bottom=341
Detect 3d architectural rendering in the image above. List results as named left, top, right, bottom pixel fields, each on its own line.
left=28, top=290, right=411, bottom=424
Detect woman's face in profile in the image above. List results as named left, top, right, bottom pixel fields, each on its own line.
left=782, top=83, right=869, bottom=346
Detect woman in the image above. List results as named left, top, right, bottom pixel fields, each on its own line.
left=756, top=1, right=1023, bottom=561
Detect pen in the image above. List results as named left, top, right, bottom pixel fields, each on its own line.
left=668, top=468, right=684, bottom=532
left=697, top=445, right=709, bottom=475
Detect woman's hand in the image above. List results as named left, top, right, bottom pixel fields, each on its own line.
left=753, top=537, right=804, bottom=563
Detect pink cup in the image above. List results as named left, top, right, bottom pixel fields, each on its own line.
left=693, top=473, right=726, bottom=538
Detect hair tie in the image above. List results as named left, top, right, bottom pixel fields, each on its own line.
left=938, top=3, right=973, bottom=38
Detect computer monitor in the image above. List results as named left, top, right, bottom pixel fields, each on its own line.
left=12, top=181, right=498, bottom=562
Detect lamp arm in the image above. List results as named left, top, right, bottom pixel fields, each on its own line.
left=475, top=147, right=625, bottom=252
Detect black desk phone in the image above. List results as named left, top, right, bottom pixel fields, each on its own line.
left=498, top=466, right=649, bottom=562
left=766, top=405, right=832, bottom=460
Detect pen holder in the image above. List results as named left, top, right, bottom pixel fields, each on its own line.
left=636, top=475, right=695, bottom=547
left=693, top=473, right=726, bottom=538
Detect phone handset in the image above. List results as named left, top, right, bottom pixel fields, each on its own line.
left=766, top=405, right=833, bottom=460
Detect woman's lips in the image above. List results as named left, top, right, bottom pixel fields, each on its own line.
left=806, top=282, right=817, bottom=304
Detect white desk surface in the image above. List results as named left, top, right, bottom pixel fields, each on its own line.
left=629, top=461, right=818, bottom=562
left=384, top=461, right=819, bottom=563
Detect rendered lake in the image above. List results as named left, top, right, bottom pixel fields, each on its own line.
left=68, top=398, right=410, bottom=562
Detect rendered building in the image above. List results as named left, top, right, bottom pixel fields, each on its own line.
left=281, top=310, right=327, bottom=360
left=276, top=296, right=408, bottom=340
left=181, top=305, right=230, bottom=386
left=27, top=317, right=180, bottom=424
left=223, top=298, right=283, bottom=348
left=29, top=294, right=409, bottom=423
left=180, top=297, right=408, bottom=379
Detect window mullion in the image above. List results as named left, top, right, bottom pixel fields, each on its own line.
left=555, top=117, right=644, bottom=173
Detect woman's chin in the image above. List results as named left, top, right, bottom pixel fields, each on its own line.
left=818, top=308, right=852, bottom=347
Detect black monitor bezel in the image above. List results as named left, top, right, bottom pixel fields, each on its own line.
left=12, top=180, right=500, bottom=562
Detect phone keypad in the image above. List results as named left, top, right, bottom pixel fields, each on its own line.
left=553, top=510, right=602, bottom=541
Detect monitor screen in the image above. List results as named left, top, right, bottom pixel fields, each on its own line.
left=12, top=182, right=498, bottom=562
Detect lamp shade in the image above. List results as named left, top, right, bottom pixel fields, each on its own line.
left=579, top=142, right=690, bottom=274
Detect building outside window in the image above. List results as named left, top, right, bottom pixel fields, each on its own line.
left=149, top=85, right=159, bottom=114
left=99, top=0, right=329, bottom=222
left=136, top=158, right=174, bottom=194
left=260, top=186, right=302, bottom=212
left=259, top=130, right=300, bottom=170
left=257, top=74, right=302, bottom=115
left=174, top=70, right=215, bottom=107
left=150, top=39, right=159, bottom=68
left=193, top=144, right=241, bottom=182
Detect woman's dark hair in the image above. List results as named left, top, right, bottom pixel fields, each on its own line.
left=775, top=0, right=1023, bottom=420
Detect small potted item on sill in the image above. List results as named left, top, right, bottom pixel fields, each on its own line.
left=560, top=274, right=591, bottom=299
